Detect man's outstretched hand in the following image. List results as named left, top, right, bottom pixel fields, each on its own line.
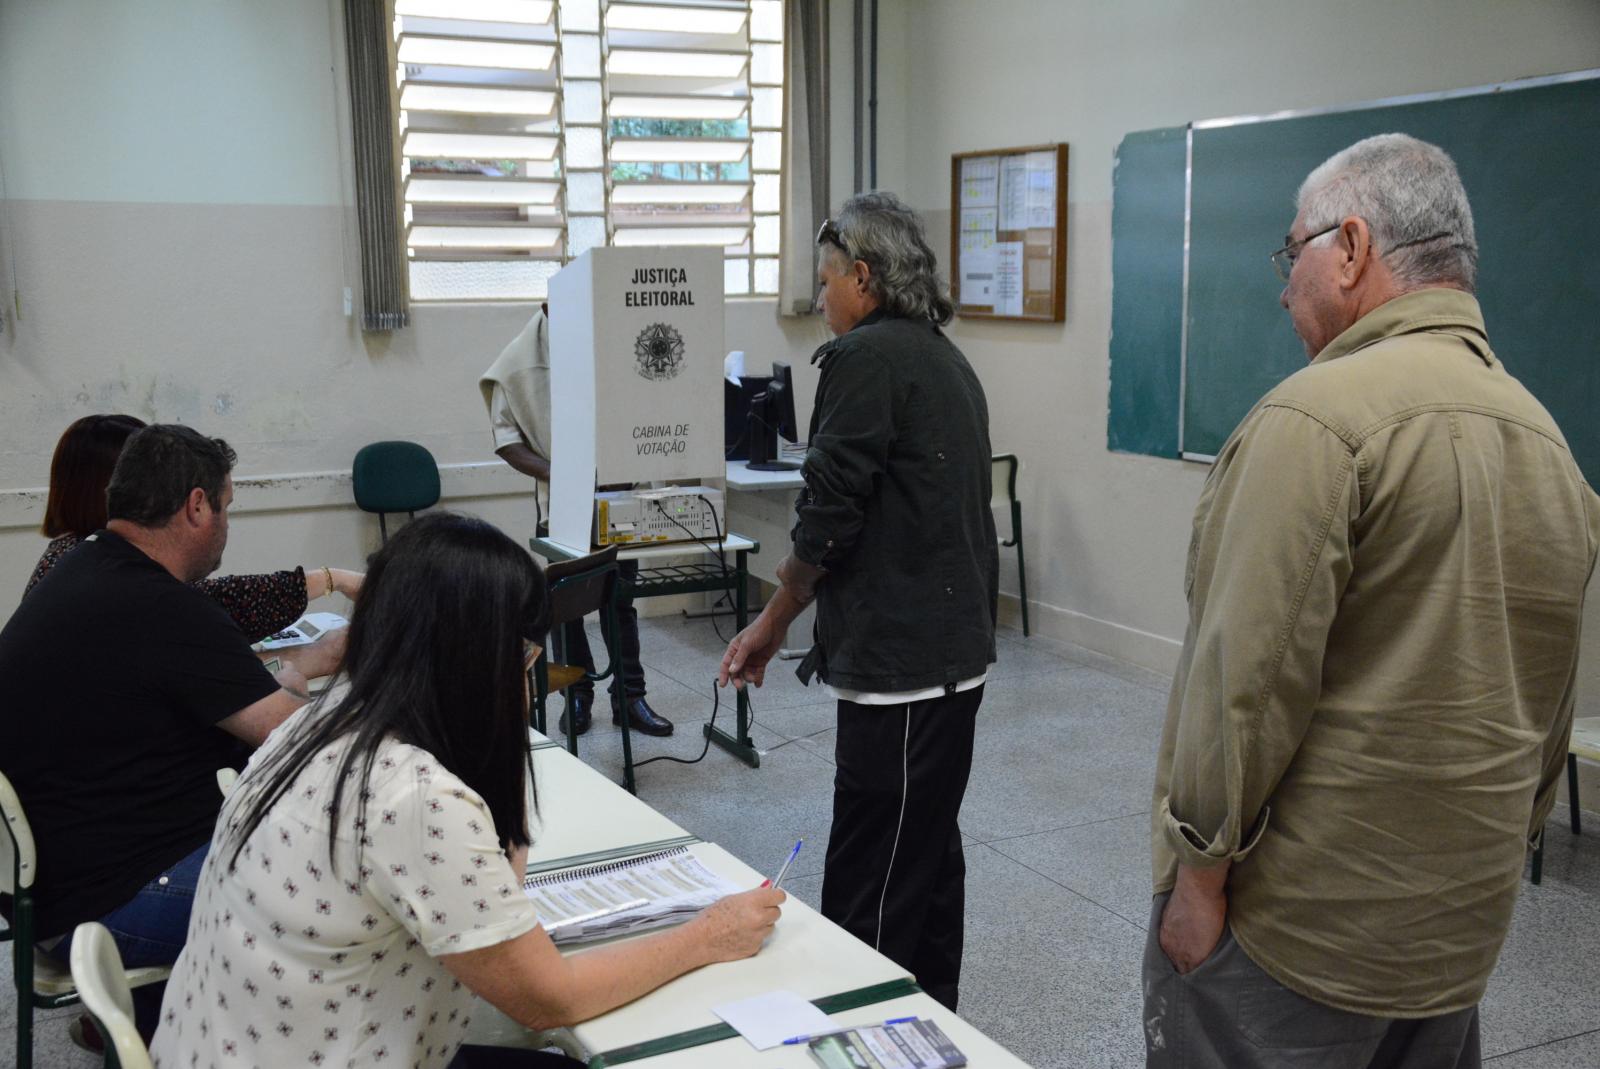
left=719, top=614, right=785, bottom=690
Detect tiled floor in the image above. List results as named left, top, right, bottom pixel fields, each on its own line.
left=6, top=616, right=1598, bottom=1067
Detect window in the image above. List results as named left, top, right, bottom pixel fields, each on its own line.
left=395, top=0, right=783, bottom=301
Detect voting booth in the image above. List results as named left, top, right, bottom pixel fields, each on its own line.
left=546, top=246, right=725, bottom=549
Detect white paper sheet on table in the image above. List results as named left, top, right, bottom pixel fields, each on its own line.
left=711, top=989, right=833, bottom=1050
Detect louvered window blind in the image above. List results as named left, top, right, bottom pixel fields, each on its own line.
left=393, top=0, right=785, bottom=302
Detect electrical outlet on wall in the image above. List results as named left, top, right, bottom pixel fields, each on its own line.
left=343, top=287, right=353, bottom=317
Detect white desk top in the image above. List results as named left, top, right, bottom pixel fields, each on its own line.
left=564, top=842, right=913, bottom=1058
left=621, top=992, right=1034, bottom=1068
left=525, top=744, right=692, bottom=872
left=531, top=533, right=758, bottom=563
left=726, top=460, right=806, bottom=491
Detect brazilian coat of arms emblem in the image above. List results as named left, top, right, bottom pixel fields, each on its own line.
left=634, top=322, right=686, bottom=381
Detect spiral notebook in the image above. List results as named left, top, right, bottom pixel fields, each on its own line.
left=523, top=845, right=741, bottom=945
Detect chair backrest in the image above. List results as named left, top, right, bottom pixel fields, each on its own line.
left=991, top=453, right=1021, bottom=541
left=69, top=923, right=154, bottom=1069
left=544, top=545, right=621, bottom=630
left=351, top=441, right=442, bottom=515
left=0, top=769, right=37, bottom=895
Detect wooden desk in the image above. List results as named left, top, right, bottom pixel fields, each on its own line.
left=530, top=534, right=765, bottom=770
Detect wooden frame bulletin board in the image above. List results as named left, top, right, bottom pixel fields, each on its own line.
left=950, top=143, right=1068, bottom=321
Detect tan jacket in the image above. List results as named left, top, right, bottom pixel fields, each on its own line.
left=1151, top=287, right=1600, bottom=1016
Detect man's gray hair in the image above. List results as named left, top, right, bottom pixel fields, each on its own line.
left=1297, top=133, right=1478, bottom=293
left=830, top=191, right=955, bottom=325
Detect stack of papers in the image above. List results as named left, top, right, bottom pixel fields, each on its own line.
left=523, top=846, right=741, bottom=945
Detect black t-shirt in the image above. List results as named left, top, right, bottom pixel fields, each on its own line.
left=0, top=530, right=280, bottom=938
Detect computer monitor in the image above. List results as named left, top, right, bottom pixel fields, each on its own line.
left=724, top=361, right=801, bottom=471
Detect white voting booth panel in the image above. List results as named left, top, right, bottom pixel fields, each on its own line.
left=547, top=247, right=725, bottom=550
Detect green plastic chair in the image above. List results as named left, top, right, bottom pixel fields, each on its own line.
left=1, top=771, right=168, bottom=1069
left=352, top=441, right=441, bottom=542
left=992, top=453, right=1029, bottom=636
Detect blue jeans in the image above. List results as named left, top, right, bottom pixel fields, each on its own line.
left=60, top=840, right=210, bottom=967
left=55, top=840, right=210, bottom=1036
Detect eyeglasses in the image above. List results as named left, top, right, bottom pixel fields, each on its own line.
left=1270, top=223, right=1339, bottom=282
left=816, top=218, right=848, bottom=253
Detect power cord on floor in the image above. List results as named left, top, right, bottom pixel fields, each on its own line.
left=631, top=679, right=722, bottom=769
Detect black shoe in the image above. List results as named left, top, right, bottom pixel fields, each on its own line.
left=558, top=693, right=593, bottom=736
left=613, top=696, right=674, bottom=737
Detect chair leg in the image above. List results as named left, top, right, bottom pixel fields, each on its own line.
left=1013, top=504, right=1030, bottom=638
left=530, top=658, right=549, bottom=735
left=618, top=695, right=637, bottom=795
left=15, top=897, right=34, bottom=1069
left=378, top=513, right=389, bottom=544
left=565, top=689, right=579, bottom=757
left=1570, top=752, right=1582, bottom=836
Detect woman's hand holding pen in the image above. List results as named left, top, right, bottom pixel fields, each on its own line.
left=690, top=887, right=787, bottom=964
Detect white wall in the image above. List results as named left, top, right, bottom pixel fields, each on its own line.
left=0, top=0, right=834, bottom=611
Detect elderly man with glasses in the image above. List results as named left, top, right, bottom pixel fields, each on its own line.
left=720, top=191, right=998, bottom=1011
left=1144, top=133, right=1600, bottom=1068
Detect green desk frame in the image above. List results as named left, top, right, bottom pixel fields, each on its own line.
left=530, top=535, right=764, bottom=771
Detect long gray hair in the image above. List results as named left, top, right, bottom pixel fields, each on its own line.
left=829, top=192, right=955, bottom=325
left=1297, top=133, right=1478, bottom=293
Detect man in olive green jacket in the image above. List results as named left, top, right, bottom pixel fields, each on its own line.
left=1145, top=134, right=1600, bottom=1069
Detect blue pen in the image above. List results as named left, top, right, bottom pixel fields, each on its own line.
left=781, top=1016, right=918, bottom=1045
left=764, top=839, right=803, bottom=889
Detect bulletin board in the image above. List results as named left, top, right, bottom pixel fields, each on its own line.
left=949, top=143, right=1068, bottom=321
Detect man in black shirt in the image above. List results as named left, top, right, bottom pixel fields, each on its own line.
left=0, top=425, right=337, bottom=977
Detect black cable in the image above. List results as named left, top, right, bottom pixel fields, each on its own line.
left=650, top=497, right=731, bottom=643
left=631, top=679, right=721, bottom=768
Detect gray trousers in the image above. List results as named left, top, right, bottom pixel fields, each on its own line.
left=1142, top=894, right=1481, bottom=1069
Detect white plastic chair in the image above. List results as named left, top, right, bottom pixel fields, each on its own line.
left=69, top=922, right=155, bottom=1069
left=0, top=770, right=169, bottom=1068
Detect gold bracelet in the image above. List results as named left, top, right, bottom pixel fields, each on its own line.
left=322, top=565, right=335, bottom=598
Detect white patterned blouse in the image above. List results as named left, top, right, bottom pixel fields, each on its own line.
left=150, top=698, right=541, bottom=1069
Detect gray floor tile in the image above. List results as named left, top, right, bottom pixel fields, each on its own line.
left=989, top=812, right=1155, bottom=928
left=1478, top=818, right=1600, bottom=1057
left=957, top=845, right=1147, bottom=1069
left=1484, top=1028, right=1600, bottom=1067
left=958, top=667, right=1165, bottom=843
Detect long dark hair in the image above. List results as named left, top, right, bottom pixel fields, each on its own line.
left=226, top=511, right=550, bottom=871
left=41, top=414, right=147, bottom=537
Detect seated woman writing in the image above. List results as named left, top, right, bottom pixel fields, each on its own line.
left=149, top=512, right=784, bottom=1068
left=28, top=413, right=360, bottom=639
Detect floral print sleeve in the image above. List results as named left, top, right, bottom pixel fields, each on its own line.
left=193, top=569, right=310, bottom=643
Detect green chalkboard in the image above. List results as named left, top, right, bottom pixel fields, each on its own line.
left=1107, top=126, right=1187, bottom=458
left=1182, top=74, right=1600, bottom=482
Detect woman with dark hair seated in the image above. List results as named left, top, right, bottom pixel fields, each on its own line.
left=149, top=512, right=784, bottom=1068
left=27, top=413, right=361, bottom=640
